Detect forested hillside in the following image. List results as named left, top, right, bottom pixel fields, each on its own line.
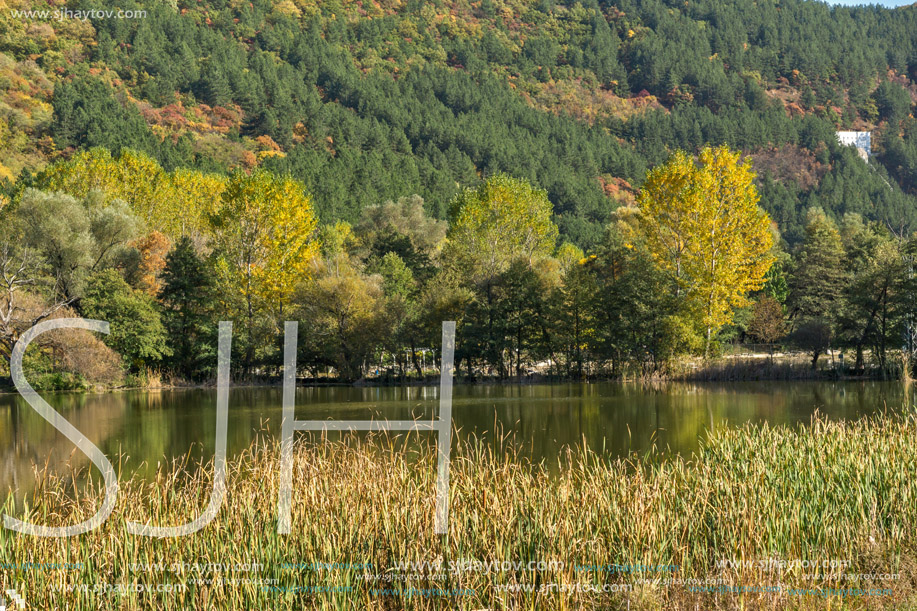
left=3, top=0, right=917, bottom=246
left=6, top=0, right=917, bottom=384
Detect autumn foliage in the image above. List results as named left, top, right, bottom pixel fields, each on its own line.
left=638, top=145, right=774, bottom=355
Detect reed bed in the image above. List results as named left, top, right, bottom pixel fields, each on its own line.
left=3, top=415, right=917, bottom=610
left=676, top=356, right=826, bottom=381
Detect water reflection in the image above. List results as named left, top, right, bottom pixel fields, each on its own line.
left=0, top=381, right=911, bottom=496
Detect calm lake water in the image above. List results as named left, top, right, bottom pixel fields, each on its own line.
left=0, top=381, right=913, bottom=495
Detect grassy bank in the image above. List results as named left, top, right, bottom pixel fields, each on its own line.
left=2, top=416, right=917, bottom=609
left=675, top=355, right=828, bottom=382
left=673, top=352, right=911, bottom=382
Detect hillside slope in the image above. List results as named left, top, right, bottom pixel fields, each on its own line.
left=3, top=0, right=917, bottom=245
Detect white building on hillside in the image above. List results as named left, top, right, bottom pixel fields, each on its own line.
left=837, top=131, right=871, bottom=161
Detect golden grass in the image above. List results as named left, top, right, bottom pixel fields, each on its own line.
left=3, top=415, right=917, bottom=609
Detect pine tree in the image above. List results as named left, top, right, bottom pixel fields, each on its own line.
left=789, top=209, right=848, bottom=320
left=160, top=237, right=215, bottom=380
left=788, top=209, right=848, bottom=366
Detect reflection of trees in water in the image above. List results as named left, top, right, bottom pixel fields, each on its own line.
left=0, top=383, right=908, bottom=499
left=460, top=381, right=911, bottom=462
left=0, top=392, right=125, bottom=498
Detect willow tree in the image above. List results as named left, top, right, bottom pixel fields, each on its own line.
left=638, top=145, right=774, bottom=357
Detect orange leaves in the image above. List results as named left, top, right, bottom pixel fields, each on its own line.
left=129, top=231, right=171, bottom=296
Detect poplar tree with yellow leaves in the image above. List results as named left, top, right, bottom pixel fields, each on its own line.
left=638, top=145, right=774, bottom=357
left=210, top=169, right=318, bottom=374
left=34, top=147, right=226, bottom=238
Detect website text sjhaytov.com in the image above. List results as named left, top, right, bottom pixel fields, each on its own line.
left=3, top=557, right=900, bottom=604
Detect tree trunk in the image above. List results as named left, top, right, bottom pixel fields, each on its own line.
left=516, top=326, right=522, bottom=377
left=410, top=341, right=423, bottom=378
left=247, top=295, right=254, bottom=382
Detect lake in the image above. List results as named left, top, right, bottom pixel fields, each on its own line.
left=0, top=381, right=912, bottom=496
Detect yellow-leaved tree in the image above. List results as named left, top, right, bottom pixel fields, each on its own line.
left=638, top=145, right=774, bottom=357
left=210, top=169, right=318, bottom=372
left=34, top=148, right=226, bottom=238
left=167, top=168, right=228, bottom=236
left=445, top=173, right=558, bottom=283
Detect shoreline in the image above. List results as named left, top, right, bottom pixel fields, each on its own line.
left=0, top=350, right=905, bottom=395
left=0, top=369, right=903, bottom=396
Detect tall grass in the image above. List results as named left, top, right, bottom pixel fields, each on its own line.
left=3, top=415, right=917, bottom=609
left=676, top=356, right=825, bottom=381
